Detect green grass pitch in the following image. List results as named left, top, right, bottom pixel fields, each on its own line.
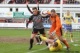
left=0, top=29, right=80, bottom=53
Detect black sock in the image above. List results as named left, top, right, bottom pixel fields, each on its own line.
left=39, top=36, right=42, bottom=42
left=35, top=36, right=40, bottom=43
left=45, top=42, right=48, bottom=46
left=29, top=39, right=34, bottom=50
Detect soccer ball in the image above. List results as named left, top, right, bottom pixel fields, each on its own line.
left=41, top=10, right=49, bottom=17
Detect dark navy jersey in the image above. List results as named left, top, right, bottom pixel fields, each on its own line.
left=29, top=14, right=44, bottom=29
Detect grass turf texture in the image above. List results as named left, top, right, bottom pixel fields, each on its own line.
left=0, top=29, right=80, bottom=53
left=0, top=29, right=31, bottom=37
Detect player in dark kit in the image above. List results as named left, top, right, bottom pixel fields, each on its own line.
left=35, top=34, right=43, bottom=45
left=26, top=1, right=48, bottom=50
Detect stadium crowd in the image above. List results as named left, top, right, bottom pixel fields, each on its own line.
left=63, top=0, right=80, bottom=4
left=0, top=0, right=80, bottom=4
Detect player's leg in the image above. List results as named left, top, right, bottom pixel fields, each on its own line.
left=40, top=35, right=56, bottom=45
left=56, top=30, right=70, bottom=51
left=58, top=36, right=70, bottom=51
left=35, top=34, right=40, bottom=45
left=63, top=30, right=68, bottom=39
left=38, top=34, right=43, bottom=44
left=39, top=28, right=48, bottom=46
left=63, top=24, right=68, bottom=39
left=29, top=34, right=35, bottom=50
left=69, top=25, right=73, bottom=42
left=70, top=32, right=73, bottom=42
left=40, top=35, right=48, bottom=41
left=35, top=34, right=43, bottom=45
left=29, top=28, right=38, bottom=50
left=40, top=35, right=62, bottom=52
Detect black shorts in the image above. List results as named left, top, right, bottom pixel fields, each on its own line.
left=32, top=28, right=45, bottom=34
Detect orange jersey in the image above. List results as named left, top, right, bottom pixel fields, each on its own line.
left=50, top=14, right=62, bottom=31
left=49, top=14, right=62, bottom=36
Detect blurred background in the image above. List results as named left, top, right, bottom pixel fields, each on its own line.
left=0, top=0, right=80, bottom=29
left=0, top=0, right=80, bottom=4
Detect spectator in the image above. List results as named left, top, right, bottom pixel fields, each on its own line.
left=29, top=0, right=36, bottom=4
left=5, top=19, right=8, bottom=23
left=54, top=0, right=60, bottom=4
left=75, top=0, right=80, bottom=4
left=0, top=0, right=4, bottom=3
left=63, top=0, right=67, bottom=4
left=8, top=19, right=13, bottom=23
left=44, top=0, right=48, bottom=4
left=66, top=0, right=80, bottom=4
left=5, top=19, right=13, bottom=23
left=7, top=0, right=52, bottom=4
left=8, top=0, right=14, bottom=4
left=15, top=0, right=26, bottom=4
left=67, top=0, right=75, bottom=4
left=38, top=0, right=43, bottom=4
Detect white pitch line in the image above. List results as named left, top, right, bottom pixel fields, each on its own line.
left=26, top=47, right=47, bottom=53
left=73, top=44, right=80, bottom=46
left=26, top=40, right=80, bottom=53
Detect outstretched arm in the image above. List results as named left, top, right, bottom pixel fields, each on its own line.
left=26, top=2, right=33, bottom=14
left=37, top=2, right=39, bottom=10
left=26, top=16, right=33, bottom=28
left=71, top=16, right=75, bottom=22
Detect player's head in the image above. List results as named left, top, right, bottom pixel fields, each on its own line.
left=66, top=10, right=70, bottom=15
left=51, top=9, right=56, bottom=16
left=53, top=42, right=58, bottom=47
left=32, top=7, right=38, bottom=15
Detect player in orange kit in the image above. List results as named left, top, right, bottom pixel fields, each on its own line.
left=47, top=9, right=70, bottom=51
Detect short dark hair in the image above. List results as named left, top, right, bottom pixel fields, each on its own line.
left=32, top=7, right=37, bottom=10
left=51, top=9, right=55, bottom=13
left=54, top=42, right=58, bottom=47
